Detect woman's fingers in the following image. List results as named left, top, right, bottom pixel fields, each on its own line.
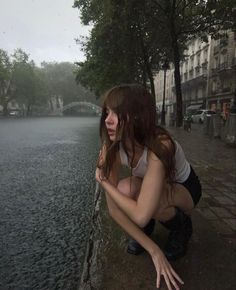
left=170, top=267, right=184, bottom=285
left=152, top=252, right=183, bottom=290
left=156, top=272, right=161, bottom=289
left=163, top=272, right=173, bottom=290
left=166, top=270, right=180, bottom=290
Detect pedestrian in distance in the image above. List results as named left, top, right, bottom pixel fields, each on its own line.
left=95, top=84, right=202, bottom=290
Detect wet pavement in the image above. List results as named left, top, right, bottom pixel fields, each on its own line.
left=79, top=123, right=236, bottom=290
left=0, top=117, right=100, bottom=290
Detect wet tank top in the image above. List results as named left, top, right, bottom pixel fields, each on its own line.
left=119, top=141, right=190, bottom=183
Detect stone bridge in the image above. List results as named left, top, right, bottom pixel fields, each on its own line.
left=62, top=101, right=102, bottom=115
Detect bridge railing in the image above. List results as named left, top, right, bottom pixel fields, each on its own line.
left=62, top=101, right=102, bottom=114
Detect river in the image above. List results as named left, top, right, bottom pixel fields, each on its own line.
left=0, top=117, right=100, bottom=290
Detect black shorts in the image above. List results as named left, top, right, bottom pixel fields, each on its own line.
left=178, top=166, right=202, bottom=206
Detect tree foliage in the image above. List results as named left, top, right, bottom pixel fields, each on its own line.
left=0, top=49, right=13, bottom=115
left=0, top=49, right=96, bottom=116
left=74, top=0, right=170, bottom=100
left=74, top=0, right=235, bottom=126
left=11, top=49, right=38, bottom=115
left=40, top=61, right=97, bottom=105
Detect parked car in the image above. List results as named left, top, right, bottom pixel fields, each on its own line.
left=191, top=109, right=216, bottom=123
left=9, top=110, right=20, bottom=116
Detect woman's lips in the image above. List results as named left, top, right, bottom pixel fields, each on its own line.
left=107, top=129, right=115, bottom=135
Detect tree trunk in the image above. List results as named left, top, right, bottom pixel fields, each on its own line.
left=2, top=98, right=9, bottom=116
left=141, top=63, right=147, bottom=89
left=146, top=65, right=156, bottom=104
left=27, top=104, right=32, bottom=116
left=136, top=20, right=156, bottom=104
left=138, top=30, right=156, bottom=103
left=172, top=40, right=183, bottom=127
left=170, top=1, right=183, bottom=127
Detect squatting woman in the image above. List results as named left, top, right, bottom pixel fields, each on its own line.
left=95, top=84, right=202, bottom=289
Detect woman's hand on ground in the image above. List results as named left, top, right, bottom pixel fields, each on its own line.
left=151, top=248, right=184, bottom=290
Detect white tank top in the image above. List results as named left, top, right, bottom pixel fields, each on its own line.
left=119, top=141, right=190, bottom=183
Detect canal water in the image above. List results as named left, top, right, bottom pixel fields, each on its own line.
left=0, top=117, right=100, bottom=290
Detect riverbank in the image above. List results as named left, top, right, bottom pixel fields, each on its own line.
left=79, top=124, right=236, bottom=290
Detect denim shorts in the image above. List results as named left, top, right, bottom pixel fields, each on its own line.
left=178, top=166, right=202, bottom=206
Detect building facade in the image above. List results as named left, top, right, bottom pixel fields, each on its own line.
left=154, top=31, right=236, bottom=121
left=207, top=32, right=236, bottom=118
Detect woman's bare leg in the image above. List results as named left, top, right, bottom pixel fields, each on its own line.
left=117, top=176, right=156, bottom=255
left=117, top=178, right=194, bottom=259
left=117, top=176, right=142, bottom=200
left=154, top=183, right=194, bottom=222
left=153, top=183, right=195, bottom=261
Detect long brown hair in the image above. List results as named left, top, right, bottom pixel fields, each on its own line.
left=98, top=84, right=176, bottom=183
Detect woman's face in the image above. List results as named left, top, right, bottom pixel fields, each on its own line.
left=105, top=107, right=119, bottom=141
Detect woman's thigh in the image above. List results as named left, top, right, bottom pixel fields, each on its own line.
left=156, top=183, right=195, bottom=218
left=171, top=183, right=195, bottom=212
left=117, top=176, right=142, bottom=200
left=118, top=177, right=195, bottom=219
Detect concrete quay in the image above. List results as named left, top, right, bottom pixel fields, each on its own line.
left=79, top=123, right=236, bottom=290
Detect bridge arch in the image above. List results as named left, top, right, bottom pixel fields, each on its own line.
left=62, top=101, right=102, bottom=115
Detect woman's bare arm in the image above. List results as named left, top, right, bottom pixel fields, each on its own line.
left=98, top=147, right=160, bottom=254
left=96, top=151, right=165, bottom=227
left=100, top=161, right=183, bottom=290
left=105, top=193, right=159, bottom=254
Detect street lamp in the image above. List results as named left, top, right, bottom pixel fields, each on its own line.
left=161, top=59, right=169, bottom=126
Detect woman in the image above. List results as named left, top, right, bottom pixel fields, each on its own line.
left=95, top=84, right=202, bottom=290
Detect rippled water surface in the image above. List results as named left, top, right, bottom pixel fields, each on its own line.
left=0, top=117, right=100, bottom=290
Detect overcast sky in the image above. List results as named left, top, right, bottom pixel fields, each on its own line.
left=0, top=0, right=91, bottom=66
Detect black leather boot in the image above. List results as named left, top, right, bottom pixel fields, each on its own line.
left=127, top=219, right=155, bottom=255
left=161, top=208, right=192, bottom=261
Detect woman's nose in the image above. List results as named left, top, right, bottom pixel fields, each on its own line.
left=105, top=113, right=113, bottom=124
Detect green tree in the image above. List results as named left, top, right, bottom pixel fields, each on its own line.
left=74, top=0, right=235, bottom=126
left=40, top=61, right=97, bottom=107
left=74, top=0, right=167, bottom=101
left=11, top=49, right=39, bottom=115
left=0, top=48, right=45, bottom=116
left=0, top=49, right=13, bottom=115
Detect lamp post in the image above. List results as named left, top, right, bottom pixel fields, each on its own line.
left=161, top=59, right=169, bottom=126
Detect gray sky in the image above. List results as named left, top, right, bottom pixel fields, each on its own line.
left=0, top=0, right=91, bottom=66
